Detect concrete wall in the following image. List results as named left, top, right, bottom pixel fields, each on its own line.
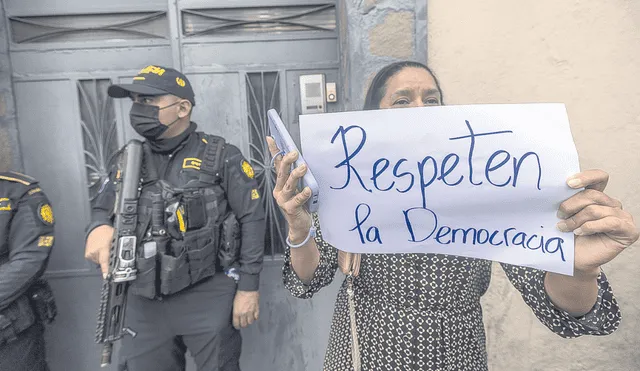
left=427, top=1, right=640, bottom=370
left=0, top=1, right=20, bottom=172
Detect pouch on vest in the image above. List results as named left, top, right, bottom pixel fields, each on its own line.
left=219, top=213, right=241, bottom=271
left=130, top=193, right=162, bottom=300
left=159, top=248, right=191, bottom=296
left=0, top=296, right=35, bottom=346
left=178, top=226, right=220, bottom=285
left=184, top=193, right=206, bottom=231
left=28, top=279, right=57, bottom=325
left=130, top=247, right=158, bottom=299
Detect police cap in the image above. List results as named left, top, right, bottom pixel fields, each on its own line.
left=108, top=65, right=196, bottom=106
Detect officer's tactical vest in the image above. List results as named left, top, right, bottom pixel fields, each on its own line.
left=129, top=135, right=233, bottom=299
left=0, top=172, right=39, bottom=345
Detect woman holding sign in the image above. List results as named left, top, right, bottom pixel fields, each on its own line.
left=267, top=61, right=639, bottom=371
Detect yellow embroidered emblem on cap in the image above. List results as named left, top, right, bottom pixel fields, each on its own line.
left=183, top=158, right=202, bottom=170
left=138, top=65, right=166, bottom=76
left=176, top=77, right=186, bottom=87
left=38, top=236, right=54, bottom=247
left=251, top=189, right=260, bottom=200
left=241, top=161, right=255, bottom=179
left=39, top=204, right=54, bottom=225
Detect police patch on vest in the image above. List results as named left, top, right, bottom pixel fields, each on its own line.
left=251, top=189, right=260, bottom=200
left=0, top=198, right=11, bottom=211
left=38, top=203, right=54, bottom=225
left=241, top=160, right=255, bottom=179
left=183, top=158, right=202, bottom=170
left=38, top=236, right=54, bottom=247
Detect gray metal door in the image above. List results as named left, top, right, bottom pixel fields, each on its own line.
left=4, top=0, right=340, bottom=370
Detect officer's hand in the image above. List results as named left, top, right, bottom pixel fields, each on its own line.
left=85, top=225, right=114, bottom=279
left=233, top=290, right=259, bottom=329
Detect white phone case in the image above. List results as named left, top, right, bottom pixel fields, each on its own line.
left=267, top=109, right=320, bottom=213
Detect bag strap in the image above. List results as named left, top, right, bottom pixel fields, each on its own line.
left=347, top=275, right=362, bottom=371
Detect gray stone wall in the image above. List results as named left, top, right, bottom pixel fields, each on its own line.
left=340, top=0, right=427, bottom=111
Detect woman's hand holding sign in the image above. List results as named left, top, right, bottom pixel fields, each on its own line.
left=546, top=169, right=639, bottom=316
left=558, top=169, right=638, bottom=271
left=267, top=137, right=312, bottom=237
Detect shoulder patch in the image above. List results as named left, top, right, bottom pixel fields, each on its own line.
left=241, top=160, right=255, bottom=179
left=38, top=203, right=54, bottom=225
left=0, top=171, right=36, bottom=186
left=38, top=236, right=54, bottom=247
left=251, top=189, right=260, bottom=200
left=0, top=198, right=11, bottom=211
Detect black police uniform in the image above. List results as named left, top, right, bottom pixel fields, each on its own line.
left=0, top=172, right=55, bottom=371
left=86, top=66, right=266, bottom=371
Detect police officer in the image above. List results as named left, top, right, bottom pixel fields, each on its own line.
left=0, top=171, right=56, bottom=371
left=84, top=65, right=265, bottom=371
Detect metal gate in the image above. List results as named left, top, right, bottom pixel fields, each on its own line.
left=3, top=0, right=341, bottom=369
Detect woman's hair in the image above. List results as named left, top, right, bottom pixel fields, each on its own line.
left=363, top=61, right=444, bottom=110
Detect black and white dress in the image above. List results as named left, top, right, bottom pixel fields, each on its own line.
left=283, top=215, right=621, bottom=371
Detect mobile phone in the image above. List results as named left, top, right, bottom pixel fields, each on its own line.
left=267, top=109, right=320, bottom=213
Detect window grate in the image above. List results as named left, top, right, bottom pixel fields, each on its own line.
left=9, top=12, right=168, bottom=43
left=182, top=4, right=336, bottom=37
left=245, top=71, right=287, bottom=257
left=77, top=79, right=120, bottom=202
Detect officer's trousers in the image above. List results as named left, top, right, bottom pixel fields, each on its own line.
left=0, top=322, right=49, bottom=371
left=119, top=272, right=242, bottom=371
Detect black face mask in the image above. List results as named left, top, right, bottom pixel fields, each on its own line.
left=129, top=101, right=181, bottom=141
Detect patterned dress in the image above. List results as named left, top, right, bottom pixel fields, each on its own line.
left=283, top=215, right=621, bottom=371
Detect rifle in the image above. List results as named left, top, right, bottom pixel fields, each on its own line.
left=95, top=139, right=143, bottom=367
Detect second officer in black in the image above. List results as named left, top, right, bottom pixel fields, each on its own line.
left=84, top=65, right=265, bottom=371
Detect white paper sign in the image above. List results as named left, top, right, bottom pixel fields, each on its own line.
left=299, top=104, right=580, bottom=275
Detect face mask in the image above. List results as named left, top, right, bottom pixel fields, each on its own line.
left=129, top=101, right=181, bottom=141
